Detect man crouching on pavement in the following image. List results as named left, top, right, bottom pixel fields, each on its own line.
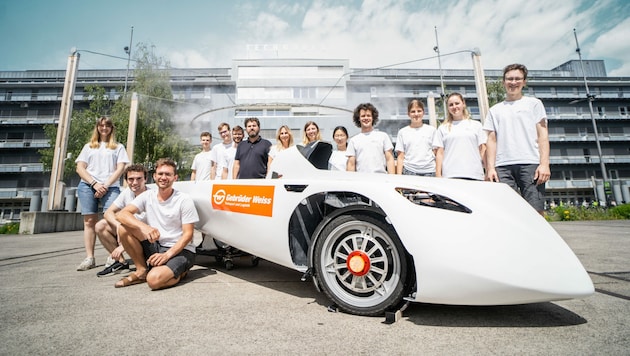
left=115, top=158, right=199, bottom=289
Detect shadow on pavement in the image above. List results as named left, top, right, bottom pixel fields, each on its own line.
left=405, top=302, right=587, bottom=327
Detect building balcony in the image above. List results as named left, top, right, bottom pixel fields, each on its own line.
left=550, top=155, right=630, bottom=164
left=0, top=139, right=50, bottom=148
left=0, top=163, right=44, bottom=173
left=0, top=115, right=58, bottom=125
left=549, top=134, right=630, bottom=142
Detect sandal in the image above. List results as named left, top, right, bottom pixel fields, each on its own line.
left=114, top=273, right=146, bottom=288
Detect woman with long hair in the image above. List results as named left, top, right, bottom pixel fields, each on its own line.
left=268, top=125, right=294, bottom=165
left=301, top=121, right=322, bottom=145
left=433, top=92, right=486, bottom=180
left=75, top=116, right=129, bottom=271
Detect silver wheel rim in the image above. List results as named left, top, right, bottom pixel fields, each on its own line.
left=319, top=219, right=402, bottom=308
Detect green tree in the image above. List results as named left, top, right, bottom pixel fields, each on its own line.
left=487, top=77, right=506, bottom=107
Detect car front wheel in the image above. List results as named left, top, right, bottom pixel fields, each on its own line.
left=314, top=214, right=408, bottom=316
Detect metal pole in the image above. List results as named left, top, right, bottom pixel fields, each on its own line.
left=124, top=26, right=134, bottom=94
left=434, top=26, right=446, bottom=121
left=573, top=29, right=609, bottom=202
left=48, top=49, right=80, bottom=210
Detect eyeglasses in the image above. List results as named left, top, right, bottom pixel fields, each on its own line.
left=98, top=124, right=112, bottom=128
left=505, top=77, right=524, bottom=82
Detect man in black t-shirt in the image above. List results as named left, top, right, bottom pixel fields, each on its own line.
left=233, top=117, right=272, bottom=179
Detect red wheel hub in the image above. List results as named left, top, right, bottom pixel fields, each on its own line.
left=346, top=251, right=370, bottom=276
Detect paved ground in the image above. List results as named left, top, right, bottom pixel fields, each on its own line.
left=0, top=220, right=628, bottom=355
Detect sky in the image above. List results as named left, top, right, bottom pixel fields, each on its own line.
left=1, top=0, right=629, bottom=76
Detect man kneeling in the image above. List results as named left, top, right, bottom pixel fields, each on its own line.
left=115, top=158, right=199, bottom=290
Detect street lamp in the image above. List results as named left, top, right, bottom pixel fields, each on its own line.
left=124, top=26, right=134, bottom=94
left=572, top=28, right=609, bottom=204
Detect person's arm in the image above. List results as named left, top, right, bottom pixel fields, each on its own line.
left=221, top=167, right=228, bottom=180
left=190, top=170, right=197, bottom=181
left=232, top=160, right=240, bottom=179
left=435, top=147, right=444, bottom=177
left=395, top=151, right=404, bottom=174
left=147, top=223, right=195, bottom=267
left=76, top=161, right=95, bottom=184
left=535, top=121, right=551, bottom=185
left=485, top=131, right=498, bottom=182
left=210, top=161, right=217, bottom=180
left=385, top=150, right=395, bottom=174
left=117, top=204, right=158, bottom=242
left=103, top=203, right=122, bottom=229
left=479, top=144, right=487, bottom=170
left=346, top=156, right=356, bottom=171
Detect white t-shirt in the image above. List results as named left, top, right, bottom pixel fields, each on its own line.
left=213, top=142, right=232, bottom=180
left=76, top=142, right=130, bottom=187
left=329, top=149, right=348, bottom=171
left=130, top=189, right=199, bottom=253
left=346, top=130, right=393, bottom=173
left=394, top=125, right=436, bottom=174
left=433, top=119, right=487, bottom=180
left=113, top=186, right=152, bottom=222
left=220, top=144, right=238, bottom=179
left=191, top=150, right=213, bottom=181
left=483, top=96, right=547, bottom=166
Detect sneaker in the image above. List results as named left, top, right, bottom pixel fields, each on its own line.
left=105, top=256, right=116, bottom=268
left=77, top=257, right=96, bottom=271
left=96, top=261, right=130, bottom=277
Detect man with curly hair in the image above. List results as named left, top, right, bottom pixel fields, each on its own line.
left=346, top=103, right=395, bottom=174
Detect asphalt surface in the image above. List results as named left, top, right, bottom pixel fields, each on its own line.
left=0, top=220, right=628, bottom=355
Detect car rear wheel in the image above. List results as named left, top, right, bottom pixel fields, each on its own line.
left=314, top=214, right=407, bottom=316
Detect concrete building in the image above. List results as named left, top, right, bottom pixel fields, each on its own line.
left=1, top=58, right=629, bottom=221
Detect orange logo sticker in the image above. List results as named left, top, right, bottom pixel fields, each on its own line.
left=212, top=184, right=275, bottom=217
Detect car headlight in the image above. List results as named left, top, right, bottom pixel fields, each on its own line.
left=396, top=188, right=472, bottom=214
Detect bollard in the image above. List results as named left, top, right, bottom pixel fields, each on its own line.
left=41, top=189, right=49, bottom=212
left=64, top=187, right=77, bottom=212
left=29, top=190, right=42, bottom=212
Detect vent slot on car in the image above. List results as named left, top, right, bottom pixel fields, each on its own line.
left=396, top=188, right=472, bottom=214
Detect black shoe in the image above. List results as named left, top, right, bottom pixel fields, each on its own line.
left=96, top=261, right=130, bottom=277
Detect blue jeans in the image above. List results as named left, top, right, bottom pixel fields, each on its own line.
left=77, top=181, right=120, bottom=215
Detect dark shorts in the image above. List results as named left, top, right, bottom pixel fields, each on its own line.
left=496, top=164, right=545, bottom=211
left=141, top=240, right=195, bottom=278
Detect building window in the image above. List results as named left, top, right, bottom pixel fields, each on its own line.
left=597, top=106, right=605, bottom=116
left=620, top=106, right=628, bottom=116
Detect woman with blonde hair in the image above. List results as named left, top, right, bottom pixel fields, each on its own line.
left=268, top=125, right=294, bottom=165
left=301, top=121, right=322, bottom=145
left=433, top=92, right=486, bottom=180
left=75, top=116, right=129, bottom=271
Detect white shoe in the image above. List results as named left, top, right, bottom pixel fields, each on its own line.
left=77, top=257, right=96, bottom=271
left=105, top=256, right=116, bottom=268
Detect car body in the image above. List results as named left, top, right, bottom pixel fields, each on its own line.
left=174, top=142, right=594, bottom=316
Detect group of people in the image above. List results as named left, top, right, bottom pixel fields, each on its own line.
left=73, top=62, right=550, bottom=290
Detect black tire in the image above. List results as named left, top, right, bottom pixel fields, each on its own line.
left=313, top=214, right=408, bottom=316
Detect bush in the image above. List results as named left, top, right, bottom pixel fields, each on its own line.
left=546, top=203, right=626, bottom=222
left=610, top=204, right=630, bottom=219
left=0, top=222, right=20, bottom=235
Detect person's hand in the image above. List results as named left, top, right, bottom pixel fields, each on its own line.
left=486, top=168, right=499, bottom=182
left=142, top=226, right=161, bottom=243
left=534, top=164, right=551, bottom=185
left=147, top=252, right=170, bottom=266
left=111, top=245, right=125, bottom=260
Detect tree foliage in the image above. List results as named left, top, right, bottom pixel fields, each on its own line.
left=40, top=43, right=195, bottom=182
left=486, top=77, right=506, bottom=107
